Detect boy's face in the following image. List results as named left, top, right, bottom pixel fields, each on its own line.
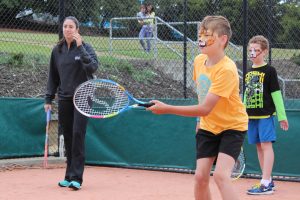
left=198, top=29, right=215, bottom=48
left=198, top=28, right=228, bottom=55
left=248, top=43, right=267, bottom=63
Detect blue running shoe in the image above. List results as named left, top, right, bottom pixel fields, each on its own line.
left=58, top=180, right=70, bottom=187
left=250, top=180, right=275, bottom=191
left=269, top=180, right=275, bottom=190
left=69, top=181, right=81, bottom=190
left=247, top=184, right=274, bottom=195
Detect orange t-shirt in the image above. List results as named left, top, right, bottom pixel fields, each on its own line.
left=193, top=54, right=248, bottom=134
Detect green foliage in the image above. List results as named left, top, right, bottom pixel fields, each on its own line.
left=291, top=53, right=300, bottom=66
left=152, top=0, right=300, bottom=47
left=0, top=0, right=22, bottom=9
left=277, top=3, right=300, bottom=48
left=0, top=0, right=59, bottom=16
left=100, top=56, right=134, bottom=74
left=99, top=56, right=155, bottom=82
left=7, top=53, right=24, bottom=67
left=132, top=69, right=156, bottom=82
left=2, top=52, right=48, bottom=70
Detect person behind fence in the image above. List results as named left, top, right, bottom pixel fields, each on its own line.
left=44, top=16, right=98, bottom=190
left=137, top=4, right=154, bottom=53
left=144, top=3, right=155, bottom=51
left=147, top=15, right=248, bottom=200
left=137, top=4, right=146, bottom=25
left=244, top=35, right=289, bottom=195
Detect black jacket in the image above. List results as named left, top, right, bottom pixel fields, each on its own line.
left=45, top=41, right=99, bottom=104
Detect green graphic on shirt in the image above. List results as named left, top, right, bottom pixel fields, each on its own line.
left=245, top=71, right=265, bottom=108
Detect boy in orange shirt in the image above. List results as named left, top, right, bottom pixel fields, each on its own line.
left=147, top=15, right=248, bottom=200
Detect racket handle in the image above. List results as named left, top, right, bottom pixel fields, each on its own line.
left=46, top=110, right=51, bottom=122
left=138, top=102, right=155, bottom=108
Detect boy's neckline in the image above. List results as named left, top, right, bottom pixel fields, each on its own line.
left=252, top=62, right=267, bottom=68
left=204, top=54, right=226, bottom=67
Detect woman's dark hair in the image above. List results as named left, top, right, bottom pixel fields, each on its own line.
left=146, top=3, right=154, bottom=14
left=57, top=16, right=80, bottom=52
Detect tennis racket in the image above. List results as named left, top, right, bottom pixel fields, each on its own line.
left=73, top=79, right=154, bottom=118
left=231, top=147, right=246, bottom=180
left=43, top=109, right=51, bottom=168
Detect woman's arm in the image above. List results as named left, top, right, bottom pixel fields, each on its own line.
left=45, top=50, right=59, bottom=104
left=78, top=43, right=99, bottom=74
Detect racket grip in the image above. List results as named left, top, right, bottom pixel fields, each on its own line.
left=138, top=102, right=155, bottom=108
left=46, top=110, right=51, bottom=122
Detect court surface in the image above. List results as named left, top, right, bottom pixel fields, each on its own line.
left=0, top=164, right=299, bottom=200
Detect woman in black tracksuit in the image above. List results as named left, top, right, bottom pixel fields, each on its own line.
left=44, top=16, right=98, bottom=190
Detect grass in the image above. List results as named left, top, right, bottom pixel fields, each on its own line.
left=98, top=55, right=157, bottom=83
left=0, top=41, right=51, bottom=56
left=0, top=41, right=51, bottom=66
left=271, top=48, right=300, bottom=60
left=132, top=69, right=157, bottom=82
left=0, top=30, right=299, bottom=67
left=0, top=31, right=219, bottom=62
left=0, top=31, right=57, bottom=44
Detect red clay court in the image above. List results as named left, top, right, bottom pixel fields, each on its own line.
left=0, top=162, right=299, bottom=200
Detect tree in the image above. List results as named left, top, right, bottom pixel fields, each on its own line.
left=277, top=2, right=300, bottom=48
left=0, top=0, right=24, bottom=25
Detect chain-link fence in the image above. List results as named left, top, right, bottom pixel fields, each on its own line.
left=1, top=1, right=299, bottom=98
left=1, top=0, right=299, bottom=157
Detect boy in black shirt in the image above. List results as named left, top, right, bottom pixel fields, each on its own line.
left=244, top=35, right=289, bottom=195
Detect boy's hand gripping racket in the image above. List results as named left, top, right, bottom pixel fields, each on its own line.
left=43, top=110, right=51, bottom=168
left=73, top=79, right=154, bottom=119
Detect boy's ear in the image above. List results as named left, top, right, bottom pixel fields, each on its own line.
left=220, top=35, right=228, bottom=47
left=263, top=49, right=269, bottom=55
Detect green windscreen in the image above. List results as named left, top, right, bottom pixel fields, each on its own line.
left=0, top=98, right=300, bottom=178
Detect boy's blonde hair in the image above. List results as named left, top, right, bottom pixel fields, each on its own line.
left=199, top=15, right=232, bottom=48
left=248, top=35, right=269, bottom=50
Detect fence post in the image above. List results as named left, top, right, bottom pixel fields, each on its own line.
left=58, top=0, right=65, bottom=39
left=109, top=18, right=113, bottom=56
left=154, top=17, right=158, bottom=60
left=183, top=0, right=187, bottom=99
left=267, top=0, right=273, bottom=65
left=242, top=0, right=248, bottom=96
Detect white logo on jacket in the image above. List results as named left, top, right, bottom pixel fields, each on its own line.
left=75, top=56, right=80, bottom=60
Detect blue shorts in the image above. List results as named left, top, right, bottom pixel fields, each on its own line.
left=247, top=116, right=276, bottom=144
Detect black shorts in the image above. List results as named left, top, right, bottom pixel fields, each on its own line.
left=196, top=129, right=246, bottom=161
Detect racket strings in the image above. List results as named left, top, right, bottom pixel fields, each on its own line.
left=231, top=150, right=246, bottom=179
left=74, top=83, right=95, bottom=115
left=74, top=81, right=129, bottom=117
left=95, top=82, right=128, bottom=114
